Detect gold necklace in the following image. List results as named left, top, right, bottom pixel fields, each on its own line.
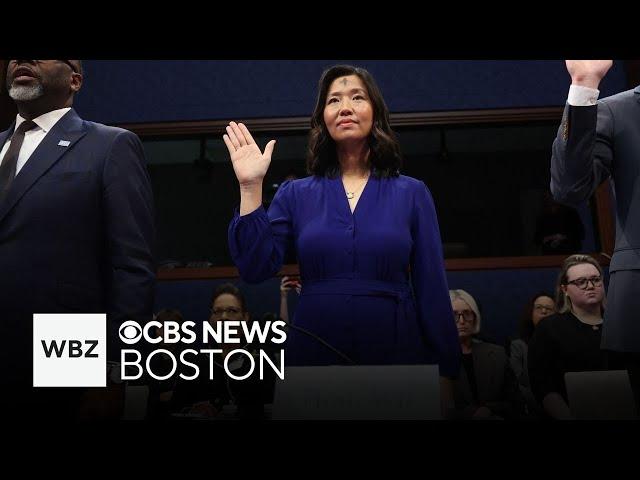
left=344, top=173, right=370, bottom=200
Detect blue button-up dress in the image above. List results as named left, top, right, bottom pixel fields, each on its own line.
left=228, top=174, right=461, bottom=376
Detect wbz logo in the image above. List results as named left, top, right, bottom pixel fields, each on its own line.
left=40, top=339, right=99, bottom=358
left=33, top=314, right=106, bottom=387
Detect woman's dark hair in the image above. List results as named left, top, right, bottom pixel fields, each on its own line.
left=519, top=292, right=554, bottom=343
left=307, top=64, right=402, bottom=178
left=211, top=283, right=248, bottom=313
left=154, top=308, right=184, bottom=324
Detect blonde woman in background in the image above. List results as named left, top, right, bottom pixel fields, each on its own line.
left=449, top=289, right=522, bottom=420
left=528, top=254, right=607, bottom=420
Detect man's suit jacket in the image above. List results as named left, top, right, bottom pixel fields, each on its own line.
left=551, top=87, right=640, bottom=351
left=0, top=108, right=155, bottom=381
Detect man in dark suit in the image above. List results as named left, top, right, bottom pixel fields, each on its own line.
left=0, top=60, right=155, bottom=419
left=550, top=60, right=640, bottom=407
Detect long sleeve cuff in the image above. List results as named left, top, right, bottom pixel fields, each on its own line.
left=231, top=204, right=267, bottom=223
left=567, top=84, right=600, bottom=106
left=228, top=204, right=269, bottom=259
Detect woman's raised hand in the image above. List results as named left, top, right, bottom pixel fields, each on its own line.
left=223, top=121, right=276, bottom=187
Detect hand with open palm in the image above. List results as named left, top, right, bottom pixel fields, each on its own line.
left=223, top=121, right=276, bottom=188
left=223, top=121, right=276, bottom=215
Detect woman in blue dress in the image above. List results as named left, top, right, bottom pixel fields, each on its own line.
left=224, top=65, right=460, bottom=380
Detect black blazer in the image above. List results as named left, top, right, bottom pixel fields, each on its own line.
left=452, top=340, right=523, bottom=419
left=0, top=109, right=156, bottom=380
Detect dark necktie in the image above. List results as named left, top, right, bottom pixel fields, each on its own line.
left=0, top=120, right=37, bottom=202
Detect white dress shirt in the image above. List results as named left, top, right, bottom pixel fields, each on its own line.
left=567, top=84, right=600, bottom=106
left=0, top=107, right=72, bottom=176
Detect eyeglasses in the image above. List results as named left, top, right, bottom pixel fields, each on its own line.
left=453, top=310, right=475, bottom=323
left=533, top=304, right=555, bottom=314
left=10, top=59, right=79, bottom=74
left=211, top=307, right=243, bottom=316
left=566, top=275, right=603, bottom=290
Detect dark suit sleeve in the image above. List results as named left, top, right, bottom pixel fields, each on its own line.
left=550, top=101, right=614, bottom=206
left=102, top=130, right=156, bottom=360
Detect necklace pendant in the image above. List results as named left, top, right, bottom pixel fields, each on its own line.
left=346, top=192, right=355, bottom=199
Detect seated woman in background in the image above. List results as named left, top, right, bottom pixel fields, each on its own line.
left=171, top=283, right=278, bottom=420
left=449, top=289, right=523, bottom=420
left=528, top=254, right=607, bottom=420
left=509, top=292, right=556, bottom=418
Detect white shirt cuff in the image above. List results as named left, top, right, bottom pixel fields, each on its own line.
left=567, top=84, right=600, bottom=106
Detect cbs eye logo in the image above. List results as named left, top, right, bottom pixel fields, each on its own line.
left=119, top=320, right=143, bottom=345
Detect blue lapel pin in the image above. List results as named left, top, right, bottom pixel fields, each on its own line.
left=58, top=140, right=71, bottom=147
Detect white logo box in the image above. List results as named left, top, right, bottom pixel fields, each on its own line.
left=33, top=313, right=106, bottom=387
